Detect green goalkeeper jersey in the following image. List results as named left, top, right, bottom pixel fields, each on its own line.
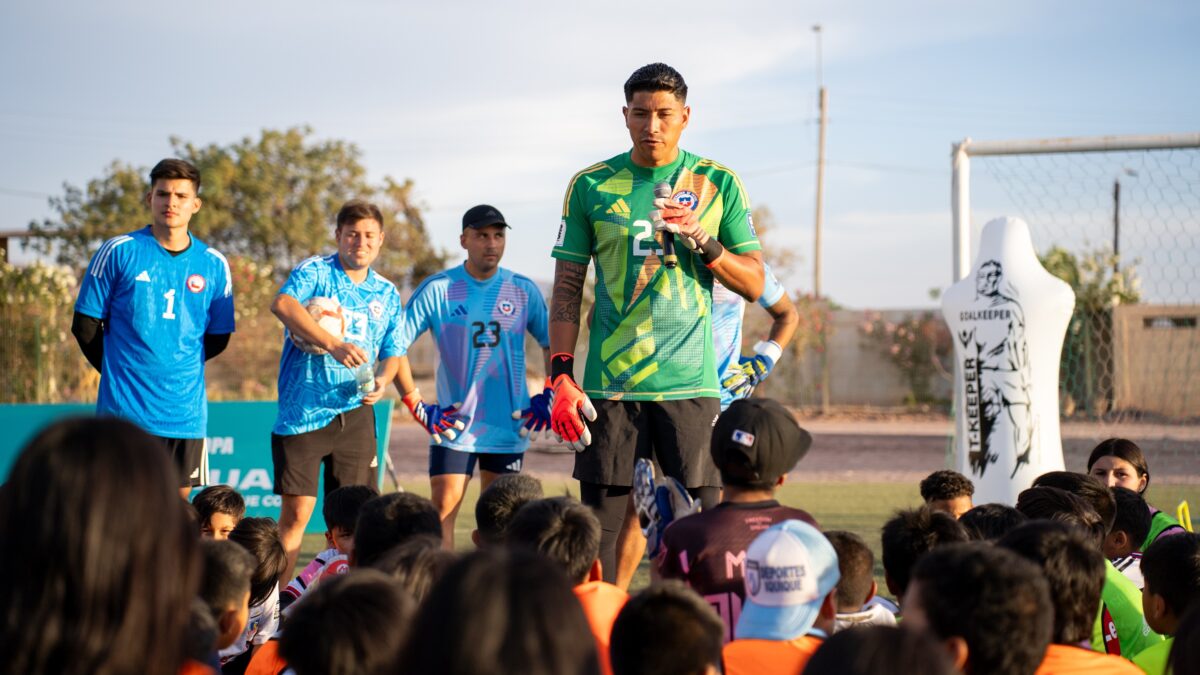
left=552, top=149, right=761, bottom=401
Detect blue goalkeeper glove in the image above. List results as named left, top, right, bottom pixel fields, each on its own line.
left=721, top=340, right=784, bottom=400
left=513, top=378, right=554, bottom=440
left=402, top=388, right=466, bottom=443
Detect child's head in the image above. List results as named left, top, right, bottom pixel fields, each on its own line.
left=1104, top=487, right=1152, bottom=559
left=710, top=398, right=812, bottom=492
left=368, top=534, right=457, bottom=603
left=802, top=625, right=957, bottom=675
left=507, top=496, right=602, bottom=585
left=880, top=506, right=969, bottom=600
left=322, top=484, right=379, bottom=555
left=199, top=539, right=255, bottom=651
left=352, top=492, right=442, bottom=567
left=959, top=503, right=1027, bottom=542
left=192, top=485, right=246, bottom=540
left=227, top=517, right=288, bottom=609
left=919, top=470, right=975, bottom=519
left=1031, top=471, right=1115, bottom=537
left=280, top=569, right=415, bottom=675
left=473, top=474, right=544, bottom=547
left=1140, top=532, right=1200, bottom=635
left=999, top=521, right=1105, bottom=645
left=1015, top=486, right=1106, bottom=547
left=611, top=581, right=725, bottom=675
left=1087, top=438, right=1150, bottom=494
left=825, top=530, right=877, bottom=612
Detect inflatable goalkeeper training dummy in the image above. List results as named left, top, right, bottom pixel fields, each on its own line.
left=941, top=216, right=1075, bottom=505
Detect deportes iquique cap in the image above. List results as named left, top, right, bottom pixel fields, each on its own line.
left=710, top=398, right=812, bottom=486
left=462, top=204, right=510, bottom=230
left=736, top=519, right=840, bottom=640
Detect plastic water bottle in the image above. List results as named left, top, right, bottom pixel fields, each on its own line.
left=354, top=362, right=376, bottom=394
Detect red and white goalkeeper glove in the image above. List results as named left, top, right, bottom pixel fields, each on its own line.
left=549, top=354, right=596, bottom=452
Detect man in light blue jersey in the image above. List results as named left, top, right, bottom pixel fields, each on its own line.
left=271, top=200, right=404, bottom=580
left=392, top=205, right=552, bottom=547
left=73, top=158, right=235, bottom=499
left=713, top=261, right=798, bottom=409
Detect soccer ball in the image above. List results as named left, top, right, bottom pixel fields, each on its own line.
left=290, top=296, right=344, bottom=355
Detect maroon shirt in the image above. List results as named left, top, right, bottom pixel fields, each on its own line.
left=655, top=500, right=819, bottom=642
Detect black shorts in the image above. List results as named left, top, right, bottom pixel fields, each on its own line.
left=573, top=398, right=721, bottom=489
left=271, top=405, right=377, bottom=497
left=153, top=435, right=207, bottom=488
left=428, top=446, right=524, bottom=477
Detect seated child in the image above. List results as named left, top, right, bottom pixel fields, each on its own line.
left=194, top=485, right=246, bottom=540
left=1133, top=533, right=1200, bottom=675
left=1105, top=487, right=1152, bottom=590
left=919, top=470, right=974, bottom=519
left=221, top=517, right=288, bottom=672
left=826, top=530, right=896, bottom=631
left=959, top=503, right=1027, bottom=542
left=198, top=539, right=255, bottom=655
left=280, top=484, right=377, bottom=611
left=472, top=473, right=544, bottom=548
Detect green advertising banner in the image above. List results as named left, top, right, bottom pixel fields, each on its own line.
left=0, top=401, right=393, bottom=534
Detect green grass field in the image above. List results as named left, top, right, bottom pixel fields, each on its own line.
left=299, top=479, right=1198, bottom=602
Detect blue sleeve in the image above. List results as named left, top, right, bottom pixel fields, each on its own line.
left=206, top=250, right=236, bottom=335
left=524, top=281, right=550, bottom=347
left=377, top=287, right=404, bottom=360
left=757, top=261, right=786, bottom=309
left=395, top=279, right=438, bottom=356
left=74, top=237, right=128, bottom=319
left=278, top=257, right=322, bottom=303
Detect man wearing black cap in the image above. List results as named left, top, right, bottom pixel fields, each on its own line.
left=390, top=205, right=552, bottom=547
left=654, top=397, right=818, bottom=642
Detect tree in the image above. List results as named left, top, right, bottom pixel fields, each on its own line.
left=27, top=126, right=446, bottom=287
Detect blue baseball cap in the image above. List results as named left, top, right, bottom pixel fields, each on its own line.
left=735, top=520, right=840, bottom=641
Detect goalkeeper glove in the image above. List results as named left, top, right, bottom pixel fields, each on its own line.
left=550, top=373, right=596, bottom=452
left=402, top=388, right=466, bottom=443
left=722, top=340, right=784, bottom=400
left=513, top=377, right=554, bottom=440
left=633, top=458, right=700, bottom=559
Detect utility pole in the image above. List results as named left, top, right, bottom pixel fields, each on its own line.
left=813, top=24, right=830, bottom=413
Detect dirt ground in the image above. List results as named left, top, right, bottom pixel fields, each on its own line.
left=386, top=411, right=1200, bottom=484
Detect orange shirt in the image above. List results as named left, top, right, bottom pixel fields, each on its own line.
left=722, top=635, right=823, bottom=675
left=575, top=580, right=629, bottom=675
left=1035, top=643, right=1142, bottom=675
left=178, top=660, right=217, bottom=675
left=243, top=641, right=288, bottom=675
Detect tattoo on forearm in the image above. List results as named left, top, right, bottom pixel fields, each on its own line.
left=551, top=260, right=586, bottom=324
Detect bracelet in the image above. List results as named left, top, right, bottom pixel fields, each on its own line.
left=551, top=352, right=576, bottom=380
left=696, top=237, right=725, bottom=265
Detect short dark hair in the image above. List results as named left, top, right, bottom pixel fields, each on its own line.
left=1141, top=533, right=1200, bottom=618
left=474, top=474, right=544, bottom=545
left=199, top=539, right=255, bottom=621
left=397, top=548, right=599, bottom=675
left=228, top=517, right=289, bottom=608
left=335, top=199, right=384, bottom=231
left=623, top=63, right=688, bottom=103
left=801, top=625, right=957, bottom=675
left=999, top=521, right=1105, bottom=644
left=1032, top=471, right=1116, bottom=536
left=880, top=507, right=969, bottom=597
left=611, top=581, right=723, bottom=675
left=280, top=569, right=415, bottom=675
left=919, top=470, right=975, bottom=502
left=1015, top=486, right=1106, bottom=546
left=1087, top=438, right=1150, bottom=492
left=507, top=496, right=601, bottom=584
left=323, top=484, right=380, bottom=533
left=353, top=492, right=442, bottom=567
left=1110, top=487, right=1152, bottom=547
left=150, top=158, right=201, bottom=192
left=192, top=485, right=246, bottom=525
left=1169, top=606, right=1200, bottom=674
left=368, top=534, right=457, bottom=603
left=910, top=543, right=1052, bottom=675
left=825, top=530, right=875, bottom=611
left=959, top=503, right=1028, bottom=541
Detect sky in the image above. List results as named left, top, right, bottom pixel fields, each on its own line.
left=1, top=1, right=1197, bottom=308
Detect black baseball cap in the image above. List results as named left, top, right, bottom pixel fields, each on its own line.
left=462, top=204, right=510, bottom=230
left=710, top=398, right=812, bottom=486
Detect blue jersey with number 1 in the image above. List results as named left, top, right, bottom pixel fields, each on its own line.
left=273, top=254, right=404, bottom=436
left=713, top=261, right=786, bottom=410
left=75, top=226, right=235, bottom=438
left=396, top=265, right=550, bottom=453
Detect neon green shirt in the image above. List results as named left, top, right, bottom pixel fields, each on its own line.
left=1092, top=560, right=1164, bottom=658
left=1131, top=636, right=1172, bottom=675
left=552, top=150, right=761, bottom=400
left=1141, top=510, right=1183, bottom=552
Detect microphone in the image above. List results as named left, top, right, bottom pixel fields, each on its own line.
left=653, top=181, right=677, bottom=269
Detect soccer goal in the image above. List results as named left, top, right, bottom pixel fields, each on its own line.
left=949, top=132, right=1200, bottom=450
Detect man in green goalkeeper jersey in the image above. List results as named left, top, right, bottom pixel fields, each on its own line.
left=549, top=63, right=765, bottom=585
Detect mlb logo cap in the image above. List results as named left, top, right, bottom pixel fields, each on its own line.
left=710, top=398, right=812, bottom=485
left=736, top=519, right=840, bottom=641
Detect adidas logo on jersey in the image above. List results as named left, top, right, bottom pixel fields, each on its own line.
left=605, top=198, right=631, bottom=217
left=451, top=305, right=468, bottom=317
left=135, top=270, right=151, bottom=282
